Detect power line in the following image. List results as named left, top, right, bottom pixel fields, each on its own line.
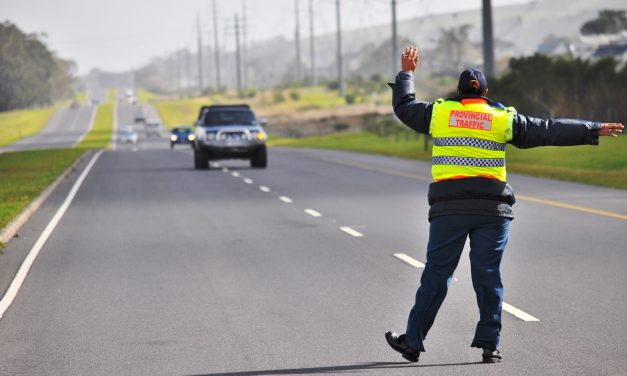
left=336, top=0, right=345, bottom=97
left=309, top=0, right=316, bottom=86
left=196, top=12, right=204, bottom=92
left=482, top=0, right=495, bottom=76
left=295, top=0, right=302, bottom=83
left=213, top=0, right=222, bottom=89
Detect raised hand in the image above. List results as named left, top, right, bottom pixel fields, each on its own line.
left=401, top=45, right=419, bottom=73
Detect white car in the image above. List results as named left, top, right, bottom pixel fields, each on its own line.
left=120, top=126, right=139, bottom=144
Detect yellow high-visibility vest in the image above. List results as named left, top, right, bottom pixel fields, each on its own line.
left=429, top=98, right=515, bottom=182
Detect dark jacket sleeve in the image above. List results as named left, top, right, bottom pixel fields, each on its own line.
left=510, top=112, right=601, bottom=148
left=391, top=71, right=433, bottom=134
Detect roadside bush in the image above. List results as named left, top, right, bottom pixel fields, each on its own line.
left=273, top=91, right=286, bottom=104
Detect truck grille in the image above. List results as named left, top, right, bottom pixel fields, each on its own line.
left=218, top=131, right=248, bottom=141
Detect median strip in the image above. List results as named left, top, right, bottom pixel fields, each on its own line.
left=0, top=149, right=104, bottom=319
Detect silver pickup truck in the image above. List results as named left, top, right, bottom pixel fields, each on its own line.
left=192, top=104, right=267, bottom=169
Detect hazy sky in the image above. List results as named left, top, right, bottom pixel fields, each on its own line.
left=0, top=0, right=531, bottom=74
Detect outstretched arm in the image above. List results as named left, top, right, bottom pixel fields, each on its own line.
left=509, top=113, right=624, bottom=149
left=392, top=46, right=432, bottom=135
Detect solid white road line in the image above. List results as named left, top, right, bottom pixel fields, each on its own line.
left=111, top=93, right=118, bottom=150
left=72, top=106, right=96, bottom=147
left=502, top=302, right=540, bottom=322
left=393, top=253, right=425, bottom=268
left=259, top=186, right=271, bottom=192
left=243, top=178, right=253, bottom=184
left=0, top=149, right=104, bottom=319
left=279, top=196, right=293, bottom=203
left=339, top=226, right=364, bottom=237
left=304, top=209, right=322, bottom=217
left=232, top=172, right=240, bottom=177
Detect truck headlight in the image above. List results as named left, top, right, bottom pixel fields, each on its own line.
left=257, top=132, right=267, bottom=140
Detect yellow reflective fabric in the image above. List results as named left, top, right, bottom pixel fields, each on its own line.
left=429, top=98, right=515, bottom=182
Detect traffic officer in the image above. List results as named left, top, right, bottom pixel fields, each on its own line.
left=384, top=46, right=624, bottom=363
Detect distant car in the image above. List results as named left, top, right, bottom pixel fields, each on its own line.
left=192, top=104, right=267, bottom=169
left=120, top=126, right=138, bottom=144
left=133, top=110, right=146, bottom=123
left=70, top=101, right=80, bottom=110
left=169, top=126, right=195, bottom=149
left=145, top=121, right=162, bottom=137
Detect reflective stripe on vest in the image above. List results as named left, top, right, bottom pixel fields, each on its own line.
left=429, top=98, right=515, bottom=182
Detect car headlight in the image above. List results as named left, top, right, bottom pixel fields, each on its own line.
left=170, top=135, right=178, bottom=141
left=188, top=134, right=196, bottom=141
left=257, top=132, right=267, bottom=140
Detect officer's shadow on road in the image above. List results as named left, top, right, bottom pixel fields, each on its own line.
left=186, top=360, right=484, bottom=375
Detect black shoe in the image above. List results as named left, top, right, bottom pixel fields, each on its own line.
left=482, top=348, right=502, bottom=363
left=385, top=331, right=420, bottom=362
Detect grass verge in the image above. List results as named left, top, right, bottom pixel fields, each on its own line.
left=0, top=107, right=56, bottom=147
left=0, top=148, right=85, bottom=230
left=76, top=103, right=113, bottom=149
left=270, top=131, right=627, bottom=190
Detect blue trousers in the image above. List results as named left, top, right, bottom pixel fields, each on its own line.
left=405, top=215, right=512, bottom=352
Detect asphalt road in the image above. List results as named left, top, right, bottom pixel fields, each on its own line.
left=0, top=104, right=626, bottom=375
left=0, top=105, right=96, bottom=153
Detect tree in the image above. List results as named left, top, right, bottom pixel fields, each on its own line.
left=0, top=21, right=75, bottom=111
left=580, top=10, right=627, bottom=35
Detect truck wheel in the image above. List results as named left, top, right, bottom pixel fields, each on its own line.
left=250, top=146, right=267, bottom=168
left=194, top=149, right=209, bottom=170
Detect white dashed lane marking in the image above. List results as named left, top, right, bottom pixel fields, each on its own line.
left=304, top=209, right=322, bottom=217
left=231, top=172, right=240, bottom=177
left=393, top=253, right=425, bottom=268
left=279, top=196, right=293, bottom=203
left=259, top=186, right=271, bottom=192
left=393, top=253, right=540, bottom=322
left=339, top=226, right=364, bottom=237
left=222, top=167, right=229, bottom=172
left=243, top=178, right=253, bottom=184
left=502, top=302, right=540, bottom=322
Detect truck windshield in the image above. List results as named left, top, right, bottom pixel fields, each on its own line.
left=204, top=111, right=255, bottom=126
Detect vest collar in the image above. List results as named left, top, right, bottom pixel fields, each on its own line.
left=447, top=95, right=501, bottom=107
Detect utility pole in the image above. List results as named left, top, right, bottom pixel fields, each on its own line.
left=213, top=0, right=221, bottom=90
left=309, top=0, right=315, bottom=86
left=294, top=0, right=302, bottom=83
left=242, top=0, right=248, bottom=88
left=235, top=13, right=242, bottom=93
left=391, top=0, right=398, bottom=78
left=335, top=0, right=344, bottom=97
left=196, top=13, right=204, bottom=93
left=482, top=0, right=495, bottom=77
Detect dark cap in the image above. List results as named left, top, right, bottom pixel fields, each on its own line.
left=458, top=68, right=488, bottom=94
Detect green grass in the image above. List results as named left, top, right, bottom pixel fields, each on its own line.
left=0, top=148, right=86, bottom=230
left=270, top=131, right=627, bottom=190
left=76, top=103, right=113, bottom=149
left=0, top=107, right=56, bottom=147
left=137, top=89, right=162, bottom=103
left=154, top=97, right=210, bottom=129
